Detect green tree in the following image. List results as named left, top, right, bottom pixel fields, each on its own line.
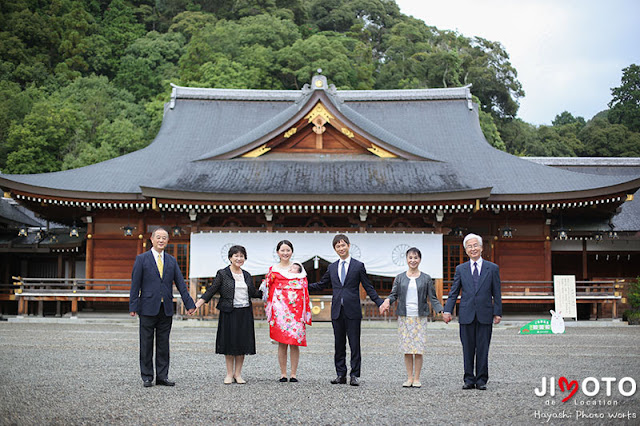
left=478, top=109, right=505, bottom=151
left=3, top=76, right=152, bottom=173
left=114, top=31, right=186, bottom=101
left=5, top=104, right=82, bottom=173
left=375, top=17, right=439, bottom=89
left=277, top=33, right=372, bottom=89
left=552, top=111, right=586, bottom=128
left=608, top=64, right=640, bottom=132
left=0, top=81, right=43, bottom=170
left=579, top=114, right=640, bottom=157
left=497, top=118, right=539, bottom=155
left=461, top=37, right=524, bottom=119
left=169, top=11, right=217, bottom=41
left=86, top=0, right=146, bottom=77
left=179, top=14, right=300, bottom=88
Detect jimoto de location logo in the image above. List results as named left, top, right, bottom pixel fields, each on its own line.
left=533, top=376, right=637, bottom=421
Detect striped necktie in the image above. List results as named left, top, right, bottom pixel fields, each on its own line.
left=472, top=262, right=479, bottom=290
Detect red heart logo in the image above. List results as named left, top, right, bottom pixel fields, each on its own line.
left=558, top=376, right=579, bottom=402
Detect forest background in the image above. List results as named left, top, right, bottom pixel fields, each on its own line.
left=1, top=0, right=639, bottom=175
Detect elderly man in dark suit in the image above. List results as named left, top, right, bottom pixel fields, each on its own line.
left=443, top=233, right=502, bottom=390
left=129, top=227, right=196, bottom=387
left=309, top=234, right=383, bottom=386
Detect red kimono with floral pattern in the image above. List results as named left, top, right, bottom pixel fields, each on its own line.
left=265, top=266, right=312, bottom=346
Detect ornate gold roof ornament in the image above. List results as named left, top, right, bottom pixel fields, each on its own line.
left=341, top=128, right=355, bottom=138
left=305, top=102, right=334, bottom=124
left=367, top=143, right=397, bottom=158
left=242, top=144, right=271, bottom=158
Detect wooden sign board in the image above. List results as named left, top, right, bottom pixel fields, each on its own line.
left=553, top=275, right=577, bottom=319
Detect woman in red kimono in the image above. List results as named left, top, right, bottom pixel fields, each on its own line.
left=264, top=240, right=312, bottom=382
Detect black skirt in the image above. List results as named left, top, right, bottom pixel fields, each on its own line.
left=216, top=307, right=256, bottom=355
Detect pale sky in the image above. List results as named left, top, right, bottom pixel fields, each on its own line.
left=395, top=0, right=640, bottom=125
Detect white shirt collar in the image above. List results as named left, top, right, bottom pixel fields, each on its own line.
left=151, top=248, right=164, bottom=259
left=340, top=256, right=351, bottom=266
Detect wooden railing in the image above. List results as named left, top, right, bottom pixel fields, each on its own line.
left=441, top=280, right=622, bottom=319
left=8, top=277, right=623, bottom=319
left=10, top=277, right=190, bottom=317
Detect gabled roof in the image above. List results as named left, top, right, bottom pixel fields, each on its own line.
left=1, top=75, right=639, bottom=205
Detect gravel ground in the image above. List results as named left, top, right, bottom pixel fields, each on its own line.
left=0, top=319, right=639, bottom=425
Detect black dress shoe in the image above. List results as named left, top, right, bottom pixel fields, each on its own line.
left=331, top=376, right=347, bottom=384
left=143, top=380, right=153, bottom=387
left=279, top=377, right=288, bottom=383
left=477, top=384, right=487, bottom=390
left=350, top=377, right=360, bottom=386
left=462, top=383, right=475, bottom=390
left=156, top=379, right=175, bottom=386
left=289, top=377, right=298, bottom=383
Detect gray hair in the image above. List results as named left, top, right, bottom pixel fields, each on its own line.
left=151, top=227, right=169, bottom=238
left=463, top=233, right=483, bottom=248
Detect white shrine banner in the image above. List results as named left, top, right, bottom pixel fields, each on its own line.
left=189, top=231, right=443, bottom=279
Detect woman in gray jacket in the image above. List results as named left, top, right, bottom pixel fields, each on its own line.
left=380, top=247, right=443, bottom=388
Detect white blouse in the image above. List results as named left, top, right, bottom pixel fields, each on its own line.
left=405, top=276, right=419, bottom=317
left=232, top=272, right=250, bottom=308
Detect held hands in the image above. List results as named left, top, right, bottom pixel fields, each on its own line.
left=493, top=315, right=502, bottom=325
left=379, top=299, right=390, bottom=315
left=442, top=312, right=452, bottom=324
left=185, top=299, right=205, bottom=316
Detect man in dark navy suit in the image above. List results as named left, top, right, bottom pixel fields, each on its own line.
left=129, top=227, right=196, bottom=387
left=443, top=233, right=502, bottom=390
left=309, top=234, right=383, bottom=386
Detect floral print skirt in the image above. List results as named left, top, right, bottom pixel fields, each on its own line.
left=397, top=316, right=429, bottom=354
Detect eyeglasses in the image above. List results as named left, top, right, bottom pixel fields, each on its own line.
left=465, top=244, right=481, bottom=250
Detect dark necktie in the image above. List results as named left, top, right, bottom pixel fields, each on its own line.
left=472, top=261, right=479, bottom=290
left=340, top=261, right=346, bottom=285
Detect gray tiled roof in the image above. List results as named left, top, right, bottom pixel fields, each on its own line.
left=151, top=158, right=482, bottom=196
left=1, top=82, right=638, bottom=201
left=0, top=198, right=44, bottom=226
left=523, top=157, right=640, bottom=231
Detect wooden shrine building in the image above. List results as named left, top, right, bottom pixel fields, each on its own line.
left=1, top=74, right=639, bottom=319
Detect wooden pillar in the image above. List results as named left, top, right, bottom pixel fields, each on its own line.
left=86, top=221, right=94, bottom=280
left=491, top=237, right=498, bottom=264
left=57, top=253, right=63, bottom=278
left=544, top=237, right=552, bottom=281
left=137, top=216, right=145, bottom=254
left=56, top=253, right=63, bottom=317
left=189, top=278, right=198, bottom=310
left=71, top=299, right=78, bottom=316
left=435, top=278, right=444, bottom=306
left=582, top=240, right=588, bottom=281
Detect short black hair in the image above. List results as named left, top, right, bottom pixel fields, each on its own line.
left=332, top=234, right=350, bottom=248
left=228, top=245, right=247, bottom=260
left=406, top=247, right=422, bottom=259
